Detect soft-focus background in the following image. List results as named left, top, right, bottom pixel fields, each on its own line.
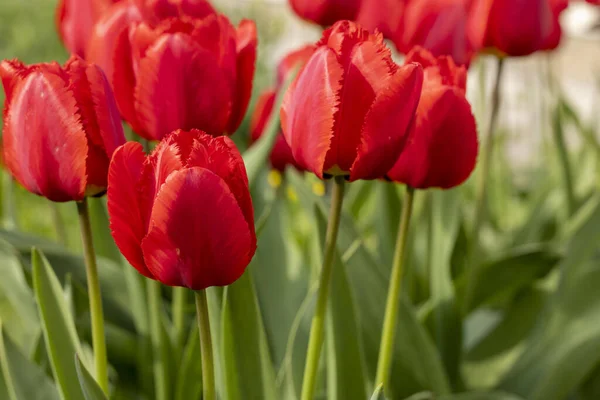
left=2, top=1, right=600, bottom=399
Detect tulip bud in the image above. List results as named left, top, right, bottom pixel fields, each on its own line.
left=281, top=20, right=423, bottom=181
left=0, top=56, right=126, bottom=202
left=107, top=129, right=257, bottom=289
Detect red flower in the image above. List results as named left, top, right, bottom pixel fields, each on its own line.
left=86, top=0, right=216, bottom=88
left=289, top=0, right=362, bottom=26
left=250, top=46, right=315, bottom=172
left=470, top=0, right=568, bottom=57
left=398, top=0, right=479, bottom=66
left=281, top=21, right=423, bottom=181
left=56, top=0, right=121, bottom=57
left=0, top=56, right=126, bottom=202
left=112, top=14, right=256, bottom=141
left=107, top=129, right=256, bottom=289
left=387, top=47, right=478, bottom=189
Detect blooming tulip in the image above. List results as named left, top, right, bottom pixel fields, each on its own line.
left=56, top=0, right=121, bottom=57
left=289, top=0, right=362, bottom=26
left=398, top=0, right=478, bottom=66
left=470, top=0, right=568, bottom=57
left=107, top=129, right=256, bottom=289
left=281, top=20, right=423, bottom=181
left=251, top=46, right=315, bottom=172
left=0, top=56, right=126, bottom=202
left=387, top=47, right=478, bottom=189
left=112, top=14, right=256, bottom=140
left=86, top=0, right=216, bottom=88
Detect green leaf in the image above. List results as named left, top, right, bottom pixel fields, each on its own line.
left=370, top=385, right=386, bottom=400
left=455, top=245, right=560, bottom=313
left=0, top=239, right=39, bottom=353
left=75, top=355, right=107, bottom=400
left=0, top=321, right=60, bottom=400
left=174, top=325, right=202, bottom=400
left=32, top=248, right=86, bottom=400
left=439, top=392, right=524, bottom=400
left=314, top=209, right=367, bottom=400
left=221, top=272, right=278, bottom=400
left=426, top=189, right=462, bottom=384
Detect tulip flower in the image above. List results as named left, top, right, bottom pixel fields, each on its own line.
left=356, top=0, right=407, bottom=42
left=0, top=55, right=127, bottom=393
left=112, top=14, right=256, bottom=140
left=289, top=0, right=362, bottom=26
left=56, top=0, right=121, bottom=57
left=470, top=0, right=568, bottom=57
left=281, top=20, right=423, bottom=182
left=387, top=47, right=478, bottom=189
left=251, top=46, right=315, bottom=172
left=0, top=56, right=126, bottom=202
left=86, top=0, right=216, bottom=89
left=398, top=0, right=479, bottom=66
left=107, top=129, right=256, bottom=289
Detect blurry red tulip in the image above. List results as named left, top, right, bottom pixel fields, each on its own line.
left=107, top=129, right=256, bottom=289
left=281, top=21, right=423, bottom=181
left=86, top=0, right=216, bottom=85
left=251, top=46, right=315, bottom=172
left=470, top=0, right=568, bottom=57
left=398, top=0, right=479, bottom=66
left=112, top=14, right=256, bottom=141
left=356, top=0, right=407, bottom=41
left=586, top=0, right=600, bottom=5
left=0, top=56, right=126, bottom=202
left=387, top=47, right=478, bottom=189
left=289, top=0, right=362, bottom=26
left=57, top=0, right=122, bottom=57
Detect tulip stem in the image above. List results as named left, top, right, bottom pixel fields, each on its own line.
left=147, top=280, right=169, bottom=400
left=464, top=57, right=504, bottom=314
left=374, top=186, right=415, bottom=393
left=76, top=198, right=109, bottom=394
left=2, top=172, right=17, bottom=230
left=195, top=289, right=216, bottom=400
left=301, top=176, right=346, bottom=400
left=172, top=287, right=188, bottom=358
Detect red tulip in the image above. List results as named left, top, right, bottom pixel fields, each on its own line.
left=281, top=20, right=423, bottom=181
left=112, top=14, right=256, bottom=141
left=398, top=0, right=479, bottom=66
left=86, top=0, right=216, bottom=86
left=0, top=56, right=126, bottom=202
left=470, top=0, right=567, bottom=57
left=356, top=0, right=407, bottom=41
left=251, top=46, right=315, bottom=172
left=387, top=47, right=478, bottom=189
left=56, top=0, right=122, bottom=57
left=289, top=0, right=362, bottom=26
left=107, top=129, right=256, bottom=289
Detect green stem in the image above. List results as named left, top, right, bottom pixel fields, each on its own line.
left=195, top=290, right=215, bottom=400
left=464, top=57, right=504, bottom=313
left=76, top=198, right=109, bottom=394
left=172, top=287, right=188, bottom=358
left=2, top=172, right=17, bottom=230
left=147, top=280, right=169, bottom=400
left=300, top=176, right=346, bottom=400
left=374, top=186, right=415, bottom=392
left=51, top=203, right=68, bottom=246
left=552, top=104, right=576, bottom=215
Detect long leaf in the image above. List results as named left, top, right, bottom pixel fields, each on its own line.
left=32, top=248, right=86, bottom=400
left=75, top=355, right=108, bottom=400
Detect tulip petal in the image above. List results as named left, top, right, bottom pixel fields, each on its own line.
left=228, top=19, right=257, bottom=134
left=250, top=90, right=276, bottom=143
left=134, top=33, right=232, bottom=139
left=113, top=26, right=143, bottom=134
left=3, top=71, right=87, bottom=201
left=325, top=39, right=398, bottom=173
left=107, top=142, right=154, bottom=278
left=351, top=63, right=423, bottom=181
left=281, top=47, right=343, bottom=178
left=141, top=167, right=254, bottom=289
left=387, top=87, right=478, bottom=189
left=186, top=134, right=255, bottom=232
